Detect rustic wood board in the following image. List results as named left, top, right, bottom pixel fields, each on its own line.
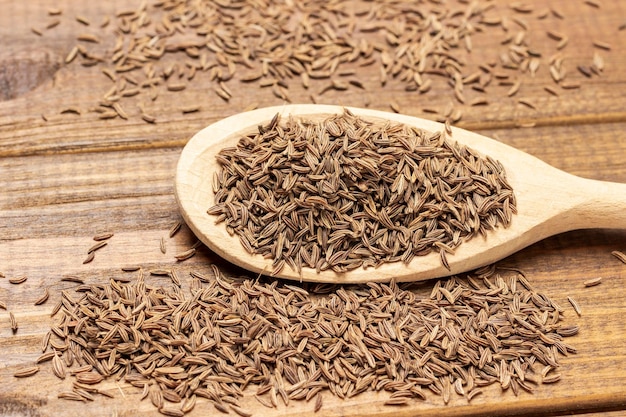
left=1, top=0, right=625, bottom=416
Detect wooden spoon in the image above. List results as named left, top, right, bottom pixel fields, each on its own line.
left=175, top=104, right=626, bottom=283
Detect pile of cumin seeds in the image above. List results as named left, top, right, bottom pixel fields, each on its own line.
left=33, top=264, right=577, bottom=415
left=41, top=0, right=609, bottom=122
left=208, top=110, right=516, bottom=274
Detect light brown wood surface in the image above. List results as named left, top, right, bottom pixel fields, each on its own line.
left=1, top=0, right=625, bottom=416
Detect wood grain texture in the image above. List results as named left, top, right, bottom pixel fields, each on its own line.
left=1, top=0, right=625, bottom=416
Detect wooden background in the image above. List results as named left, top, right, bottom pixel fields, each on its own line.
left=1, top=0, right=625, bottom=416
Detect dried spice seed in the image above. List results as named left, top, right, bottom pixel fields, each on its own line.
left=567, top=296, right=582, bottom=316
left=209, top=111, right=516, bottom=273
left=518, top=98, right=536, bottom=110
left=583, top=277, right=602, bottom=287
left=14, top=366, right=40, bottom=378
left=87, top=241, right=107, bottom=253
left=36, top=263, right=577, bottom=415
left=9, top=276, right=28, bottom=285
left=544, top=86, right=559, bottom=96
left=77, top=33, right=100, bottom=43
left=93, top=232, right=114, bottom=241
left=61, top=275, right=85, bottom=284
left=37, top=352, right=56, bottom=363
left=82, top=252, right=95, bottom=264
left=174, top=248, right=196, bottom=262
left=35, top=288, right=50, bottom=305
left=10, top=312, right=18, bottom=332
left=592, top=40, right=611, bottom=50
left=121, top=265, right=141, bottom=272
left=611, top=250, right=626, bottom=264
left=168, top=221, right=182, bottom=238
left=75, top=15, right=91, bottom=26
left=46, top=0, right=608, bottom=122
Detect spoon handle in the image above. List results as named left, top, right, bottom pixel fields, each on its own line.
left=568, top=177, right=626, bottom=230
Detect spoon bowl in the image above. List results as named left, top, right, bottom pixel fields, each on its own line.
left=175, top=104, right=626, bottom=283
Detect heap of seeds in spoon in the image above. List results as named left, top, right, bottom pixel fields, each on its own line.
left=208, top=110, right=516, bottom=274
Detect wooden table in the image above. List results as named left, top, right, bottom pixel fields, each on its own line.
left=1, top=0, right=625, bottom=416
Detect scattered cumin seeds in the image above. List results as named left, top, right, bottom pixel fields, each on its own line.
left=210, top=111, right=516, bottom=273
left=65, top=46, right=79, bottom=64
left=470, top=97, right=489, bottom=106
left=35, top=288, right=50, bottom=305
left=121, top=265, right=141, bottom=272
left=112, top=103, right=129, bottom=120
left=52, top=354, right=66, bottom=379
left=542, top=373, right=562, bottom=384
left=314, top=393, right=323, bottom=412
left=87, top=241, right=107, bottom=253
left=577, top=65, right=593, bottom=78
left=82, top=252, right=95, bottom=264
left=159, top=407, right=184, bottom=417
left=75, top=372, right=104, bottom=385
left=168, top=221, right=182, bottom=238
left=567, top=296, right=582, bottom=316
left=37, top=351, right=56, bottom=363
left=467, top=388, right=483, bottom=401
left=611, top=250, right=626, bottom=264
left=93, top=232, right=114, bottom=241
left=149, top=268, right=171, bottom=276
left=584, top=0, right=601, bottom=7
left=160, top=236, right=167, bottom=254
left=60, top=107, right=81, bottom=115
left=551, top=7, right=564, bottom=19
left=0, top=300, right=6, bottom=310
left=181, top=106, right=200, bottom=114
left=77, top=33, right=100, bottom=43
left=583, top=277, right=602, bottom=287
left=167, top=82, right=187, bottom=92
left=14, top=366, right=40, bottom=378
left=215, top=88, right=230, bottom=101
left=9, top=276, right=28, bottom=285
left=518, top=98, right=536, bottom=110
left=58, top=391, right=84, bottom=401
left=544, top=86, right=559, bottom=96
left=31, top=27, right=43, bottom=36
left=10, top=312, right=18, bottom=332
left=229, top=405, right=252, bottom=417
left=592, top=40, right=611, bottom=50
left=61, top=275, right=85, bottom=284
left=141, top=113, right=157, bottom=124
left=75, top=15, right=91, bottom=26
left=384, top=397, right=409, bottom=406
left=175, top=248, right=196, bottom=261
left=46, top=19, right=61, bottom=29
